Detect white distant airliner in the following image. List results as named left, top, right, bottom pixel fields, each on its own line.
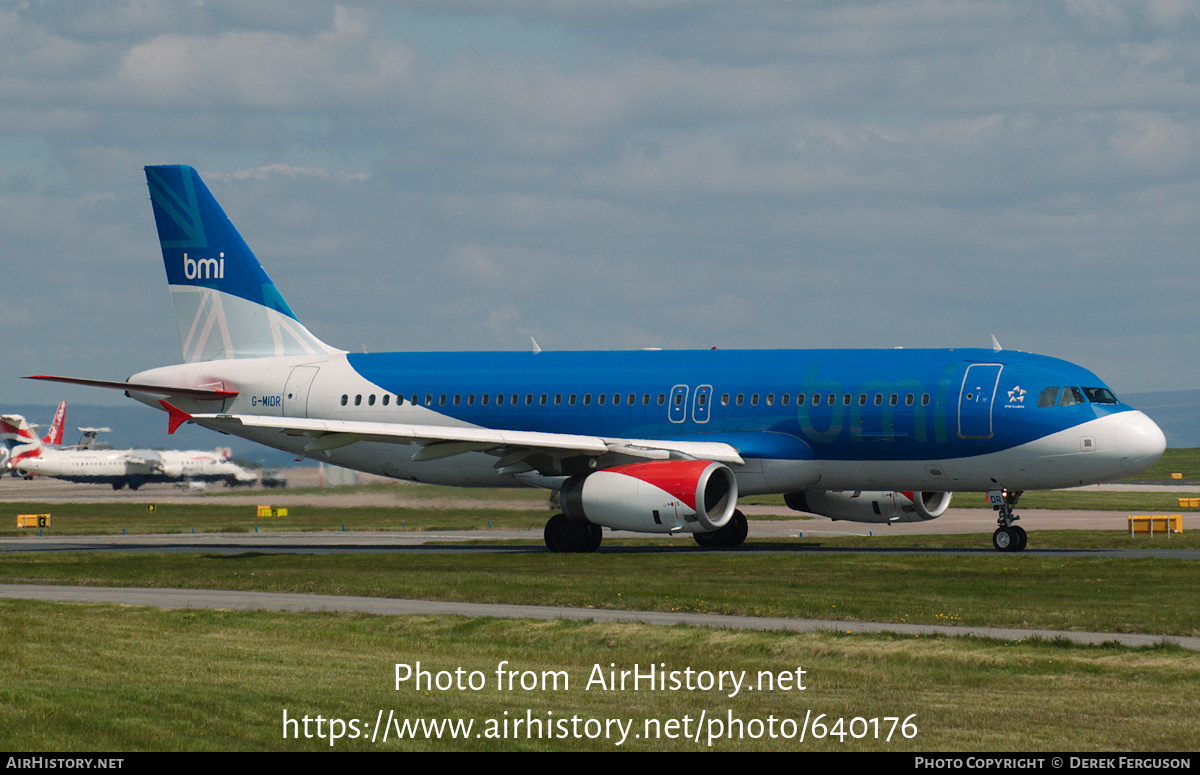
left=1, top=403, right=254, bottom=490
left=30, top=165, right=1166, bottom=550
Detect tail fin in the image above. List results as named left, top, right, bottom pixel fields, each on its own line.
left=42, top=400, right=66, bottom=446
left=1, top=414, right=45, bottom=468
left=144, top=165, right=338, bottom=362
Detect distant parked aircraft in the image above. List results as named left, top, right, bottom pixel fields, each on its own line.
left=2, top=403, right=254, bottom=489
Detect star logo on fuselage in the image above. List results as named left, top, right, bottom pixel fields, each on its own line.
left=1007, top=386, right=1026, bottom=404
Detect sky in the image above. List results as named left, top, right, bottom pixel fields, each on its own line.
left=3, top=0, right=1199, bottom=408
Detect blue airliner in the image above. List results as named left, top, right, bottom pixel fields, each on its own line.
left=31, top=165, right=1166, bottom=552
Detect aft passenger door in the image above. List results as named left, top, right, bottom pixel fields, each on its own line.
left=283, top=366, right=319, bottom=418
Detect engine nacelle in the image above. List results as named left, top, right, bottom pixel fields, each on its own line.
left=561, top=459, right=738, bottom=534
left=784, top=489, right=952, bottom=524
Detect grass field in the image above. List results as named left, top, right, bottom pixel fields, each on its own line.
left=2, top=475, right=1199, bottom=751
left=2, top=601, right=1197, bottom=751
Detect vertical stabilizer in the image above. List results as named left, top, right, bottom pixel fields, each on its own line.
left=1, top=414, right=44, bottom=468
left=145, top=165, right=338, bottom=361
left=43, top=400, right=66, bottom=446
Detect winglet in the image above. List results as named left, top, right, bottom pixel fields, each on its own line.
left=159, top=400, right=193, bottom=435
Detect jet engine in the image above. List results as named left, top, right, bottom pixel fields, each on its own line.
left=784, top=489, right=952, bottom=524
left=560, top=459, right=738, bottom=534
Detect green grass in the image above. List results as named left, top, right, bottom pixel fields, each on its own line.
left=1128, top=447, right=1200, bottom=481
left=3, top=548, right=1197, bottom=636
left=1, top=601, right=1196, bottom=751
left=0, top=501, right=550, bottom=535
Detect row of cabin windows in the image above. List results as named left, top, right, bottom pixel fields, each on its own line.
left=341, top=392, right=671, bottom=408
left=720, top=392, right=931, bottom=408
left=338, top=390, right=933, bottom=410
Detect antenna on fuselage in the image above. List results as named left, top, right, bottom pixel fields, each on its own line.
left=530, top=337, right=542, bottom=354
left=990, top=334, right=1002, bottom=352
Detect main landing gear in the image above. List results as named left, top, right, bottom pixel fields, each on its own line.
left=990, top=489, right=1027, bottom=552
left=544, top=513, right=603, bottom=553
left=693, top=509, right=748, bottom=549
left=542, top=509, right=751, bottom=553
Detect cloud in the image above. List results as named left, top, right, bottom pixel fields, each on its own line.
left=1, top=0, right=1200, bottom=404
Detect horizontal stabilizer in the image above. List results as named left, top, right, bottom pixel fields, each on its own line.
left=25, top=375, right=237, bottom=400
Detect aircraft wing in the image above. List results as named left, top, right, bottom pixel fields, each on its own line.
left=175, top=410, right=745, bottom=472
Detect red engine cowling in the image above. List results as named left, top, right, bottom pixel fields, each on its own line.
left=560, top=459, right=738, bottom=534
left=784, top=490, right=952, bottom=523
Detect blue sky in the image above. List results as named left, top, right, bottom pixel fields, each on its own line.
left=3, top=1, right=1199, bottom=405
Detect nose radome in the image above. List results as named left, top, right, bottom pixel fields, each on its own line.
left=1117, top=411, right=1167, bottom=474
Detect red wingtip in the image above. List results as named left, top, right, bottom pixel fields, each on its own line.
left=159, top=400, right=193, bottom=435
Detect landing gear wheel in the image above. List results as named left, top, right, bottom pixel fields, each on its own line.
left=584, top=523, right=603, bottom=553
left=543, top=514, right=601, bottom=553
left=544, top=513, right=574, bottom=553
left=992, top=526, right=1027, bottom=552
left=693, top=509, right=748, bottom=549
left=990, top=489, right=1027, bottom=552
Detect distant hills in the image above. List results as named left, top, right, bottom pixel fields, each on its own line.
left=2, top=391, right=1196, bottom=469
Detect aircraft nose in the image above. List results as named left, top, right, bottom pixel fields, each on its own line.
left=1117, top=411, right=1166, bottom=474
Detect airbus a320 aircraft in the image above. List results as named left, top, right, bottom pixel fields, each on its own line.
left=30, top=165, right=1166, bottom=551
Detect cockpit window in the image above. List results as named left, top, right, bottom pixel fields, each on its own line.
left=1037, top=387, right=1060, bottom=407
left=1058, top=386, right=1086, bottom=406
left=1082, top=387, right=1118, bottom=404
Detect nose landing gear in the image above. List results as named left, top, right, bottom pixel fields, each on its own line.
left=989, top=489, right=1027, bottom=552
